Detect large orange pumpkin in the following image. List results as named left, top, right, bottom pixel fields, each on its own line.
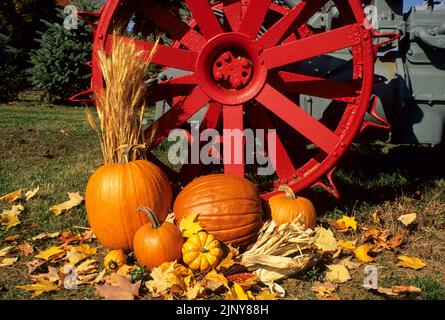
left=85, top=160, right=172, bottom=250
left=173, top=174, right=263, bottom=247
left=268, top=185, right=317, bottom=229
left=133, top=207, right=183, bottom=269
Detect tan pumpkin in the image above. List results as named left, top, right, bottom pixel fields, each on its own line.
left=182, top=231, right=223, bottom=272
left=104, top=250, right=127, bottom=271
left=133, top=207, right=184, bottom=269
left=173, top=174, right=263, bottom=247
left=268, top=185, right=317, bottom=229
left=85, top=160, right=172, bottom=250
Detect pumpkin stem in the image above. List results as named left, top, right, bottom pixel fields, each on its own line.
left=118, top=144, right=146, bottom=163
left=200, top=247, right=209, bottom=254
left=278, top=185, right=296, bottom=200
left=137, top=206, right=161, bottom=229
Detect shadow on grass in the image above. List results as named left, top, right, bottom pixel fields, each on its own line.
left=303, top=142, right=445, bottom=217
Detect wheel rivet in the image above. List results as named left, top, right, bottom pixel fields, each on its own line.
left=223, top=52, right=231, bottom=61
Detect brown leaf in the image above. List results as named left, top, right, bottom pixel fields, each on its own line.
left=0, top=189, right=23, bottom=203
left=96, top=274, right=141, bottom=300
left=31, top=232, right=60, bottom=241
left=18, top=241, right=34, bottom=256
left=386, top=232, right=404, bottom=249
left=30, top=267, right=60, bottom=284
left=377, top=285, right=421, bottom=296
left=311, top=281, right=341, bottom=300
left=27, top=259, right=47, bottom=274
left=201, top=269, right=229, bottom=291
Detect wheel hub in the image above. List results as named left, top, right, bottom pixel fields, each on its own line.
left=197, top=32, right=267, bottom=106
left=212, top=51, right=253, bottom=90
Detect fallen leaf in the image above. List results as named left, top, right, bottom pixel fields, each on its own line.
left=17, top=279, right=59, bottom=297
left=1, top=204, right=24, bottom=229
left=217, top=244, right=239, bottom=270
left=4, top=235, right=19, bottom=242
left=35, top=246, right=65, bottom=261
left=31, top=232, right=60, bottom=241
left=339, top=256, right=361, bottom=270
left=26, top=259, right=47, bottom=274
left=25, top=187, right=39, bottom=201
left=396, top=256, right=426, bottom=270
left=326, top=264, right=351, bottom=284
left=355, top=244, right=374, bottom=263
left=18, top=241, right=34, bottom=256
left=145, top=262, right=186, bottom=297
left=30, top=267, right=60, bottom=284
left=255, top=290, right=278, bottom=300
left=334, top=216, right=357, bottom=231
left=386, top=232, right=404, bottom=249
left=311, top=281, right=341, bottom=300
left=75, top=259, right=98, bottom=283
left=225, top=283, right=254, bottom=300
left=116, top=264, right=136, bottom=277
left=179, top=213, right=203, bottom=238
left=66, top=244, right=96, bottom=265
left=0, top=189, right=23, bottom=203
left=371, top=209, right=383, bottom=225
left=93, top=269, right=106, bottom=284
left=377, top=285, right=421, bottom=296
left=202, top=269, right=229, bottom=291
left=337, top=239, right=357, bottom=250
left=364, top=227, right=381, bottom=239
left=49, top=192, right=84, bottom=216
left=397, top=213, right=417, bottom=227
left=0, top=247, right=18, bottom=267
left=185, top=282, right=205, bottom=300
left=96, top=274, right=141, bottom=300
left=315, top=227, right=338, bottom=253
left=0, top=256, right=18, bottom=267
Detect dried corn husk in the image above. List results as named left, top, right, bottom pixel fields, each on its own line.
left=241, top=218, right=317, bottom=283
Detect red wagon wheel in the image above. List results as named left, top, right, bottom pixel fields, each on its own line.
left=89, top=0, right=375, bottom=199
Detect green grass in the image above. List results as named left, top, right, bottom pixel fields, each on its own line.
left=1, top=96, right=444, bottom=300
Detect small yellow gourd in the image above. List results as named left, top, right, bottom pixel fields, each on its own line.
left=104, top=249, right=127, bottom=271
left=182, top=231, right=223, bottom=272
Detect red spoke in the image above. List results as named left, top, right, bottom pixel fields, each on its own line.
left=185, top=0, right=223, bottom=39
left=180, top=103, right=222, bottom=183
left=269, top=71, right=358, bottom=103
left=257, top=0, right=328, bottom=49
left=245, top=106, right=296, bottom=181
left=148, top=74, right=198, bottom=103
left=145, top=86, right=210, bottom=150
left=262, top=24, right=362, bottom=70
left=223, top=105, right=245, bottom=176
left=238, top=0, right=271, bottom=39
left=134, top=0, right=206, bottom=52
left=108, top=35, right=198, bottom=71
left=256, top=84, right=339, bottom=154
left=222, top=0, right=242, bottom=32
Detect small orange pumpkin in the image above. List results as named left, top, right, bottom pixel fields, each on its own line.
left=104, top=250, right=127, bottom=271
left=173, top=174, right=263, bottom=247
left=85, top=160, right=172, bottom=250
left=268, top=185, right=317, bottom=229
left=133, top=207, right=184, bottom=269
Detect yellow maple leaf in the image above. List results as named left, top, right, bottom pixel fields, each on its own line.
left=35, top=246, right=65, bottom=261
left=396, top=256, right=426, bottom=270
left=0, top=189, right=23, bottom=203
left=1, top=204, right=24, bottom=229
left=315, top=227, right=338, bottom=252
left=337, top=239, right=357, bottom=250
left=326, top=264, right=351, bottom=284
left=25, top=186, right=39, bottom=202
left=0, top=246, right=18, bottom=267
left=49, top=192, right=84, bottom=216
left=179, top=213, right=203, bottom=238
left=355, top=244, right=374, bottom=262
left=334, top=215, right=357, bottom=231
left=226, top=283, right=254, bottom=300
left=17, top=279, right=59, bottom=297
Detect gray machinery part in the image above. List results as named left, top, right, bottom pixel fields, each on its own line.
left=155, top=0, right=445, bottom=145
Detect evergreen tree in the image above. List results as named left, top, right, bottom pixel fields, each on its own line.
left=28, top=1, right=100, bottom=102
left=0, top=33, right=24, bottom=103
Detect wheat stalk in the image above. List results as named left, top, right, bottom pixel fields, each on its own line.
left=87, top=30, right=159, bottom=164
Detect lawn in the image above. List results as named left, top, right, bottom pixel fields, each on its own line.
left=0, top=94, right=444, bottom=300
